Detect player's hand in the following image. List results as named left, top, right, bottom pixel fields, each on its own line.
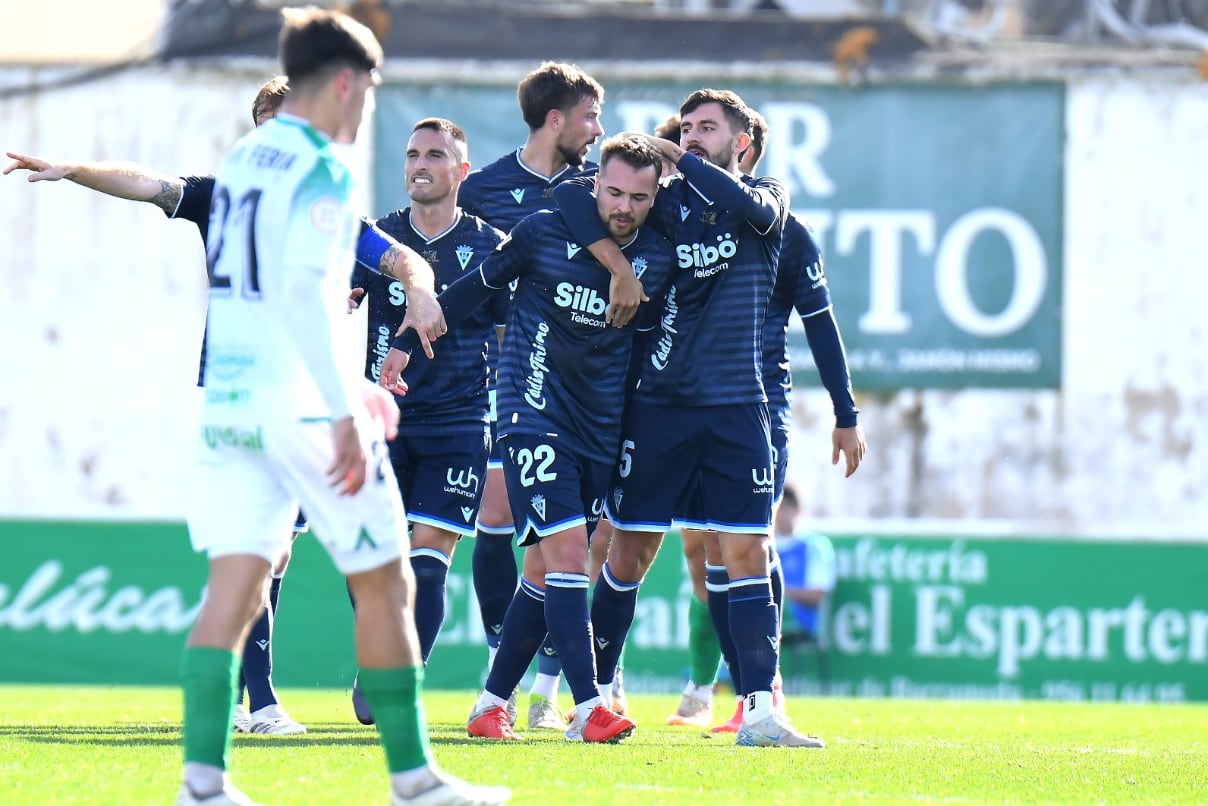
left=347, top=287, right=365, bottom=313
left=328, top=416, right=367, bottom=495
left=3, top=152, right=65, bottom=181
left=395, top=287, right=445, bottom=359
left=606, top=270, right=647, bottom=328
left=832, top=424, right=867, bottom=478
left=360, top=381, right=400, bottom=441
left=379, top=348, right=411, bottom=395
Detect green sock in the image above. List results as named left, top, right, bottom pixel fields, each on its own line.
left=688, top=597, right=722, bottom=687
left=358, top=666, right=432, bottom=773
left=180, top=646, right=240, bottom=769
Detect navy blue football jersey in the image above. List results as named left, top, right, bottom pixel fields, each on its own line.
left=350, top=209, right=505, bottom=432
left=764, top=212, right=830, bottom=414
left=460, top=150, right=598, bottom=234
left=482, top=210, right=672, bottom=464
left=169, top=175, right=215, bottom=384
left=557, top=152, right=788, bottom=407
left=170, top=175, right=216, bottom=243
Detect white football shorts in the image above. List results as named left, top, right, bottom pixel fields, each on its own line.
left=187, top=415, right=407, bottom=575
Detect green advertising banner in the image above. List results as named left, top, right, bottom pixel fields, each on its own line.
left=374, top=81, right=1063, bottom=390
left=2, top=521, right=1204, bottom=703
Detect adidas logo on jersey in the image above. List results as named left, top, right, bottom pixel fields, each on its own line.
left=554, top=282, right=605, bottom=315
left=455, top=245, right=475, bottom=270
left=565, top=242, right=582, bottom=259
left=510, top=188, right=525, bottom=204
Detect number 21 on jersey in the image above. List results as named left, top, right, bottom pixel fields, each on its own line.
left=206, top=186, right=263, bottom=299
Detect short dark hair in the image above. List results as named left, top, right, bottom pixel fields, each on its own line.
left=411, top=117, right=469, bottom=158
left=252, top=75, right=289, bottom=126
left=517, top=61, right=604, bottom=132
left=653, top=114, right=681, bottom=145
left=679, top=88, right=753, bottom=136
left=781, top=483, right=800, bottom=510
left=278, top=7, right=382, bottom=87
left=742, top=109, right=769, bottom=170
left=598, top=133, right=664, bottom=177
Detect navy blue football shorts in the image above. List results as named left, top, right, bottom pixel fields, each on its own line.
left=498, top=431, right=611, bottom=547
left=388, top=428, right=489, bottom=536
left=606, top=401, right=773, bottom=535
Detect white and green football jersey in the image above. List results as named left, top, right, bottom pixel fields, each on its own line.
left=200, top=114, right=364, bottom=424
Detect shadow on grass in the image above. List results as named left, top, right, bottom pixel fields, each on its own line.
left=0, top=723, right=382, bottom=748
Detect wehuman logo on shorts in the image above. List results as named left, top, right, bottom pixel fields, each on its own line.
left=447, top=467, right=480, bottom=489
left=444, top=466, right=481, bottom=499
left=0, top=561, right=202, bottom=634
left=751, top=466, right=774, bottom=493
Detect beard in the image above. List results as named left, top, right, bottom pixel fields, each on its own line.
left=688, top=139, right=735, bottom=170
left=556, top=140, right=586, bottom=168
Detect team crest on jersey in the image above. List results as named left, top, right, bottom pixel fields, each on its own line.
left=455, top=244, right=474, bottom=270
left=530, top=494, right=547, bottom=520
left=632, top=257, right=648, bottom=279
left=310, top=196, right=342, bottom=233
left=566, top=242, right=582, bottom=260
left=612, top=487, right=623, bottom=511
left=679, top=204, right=691, bottom=222
left=510, top=188, right=525, bottom=204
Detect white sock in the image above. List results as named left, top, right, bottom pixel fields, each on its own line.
left=476, top=689, right=507, bottom=711
left=183, top=763, right=225, bottom=797
left=574, top=695, right=605, bottom=724
left=744, top=690, right=774, bottom=723
left=530, top=672, right=560, bottom=701
left=391, top=764, right=438, bottom=798
left=684, top=682, right=714, bottom=703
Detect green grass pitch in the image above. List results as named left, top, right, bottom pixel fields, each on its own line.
left=1, top=685, right=1205, bottom=804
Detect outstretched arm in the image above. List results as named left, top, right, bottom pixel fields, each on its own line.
left=4, top=151, right=184, bottom=214
left=355, top=223, right=446, bottom=357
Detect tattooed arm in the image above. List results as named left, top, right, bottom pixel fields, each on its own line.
left=4, top=151, right=185, bottom=214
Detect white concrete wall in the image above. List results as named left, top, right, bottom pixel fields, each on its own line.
left=2, top=65, right=1206, bottom=536
left=790, top=75, right=1208, bottom=537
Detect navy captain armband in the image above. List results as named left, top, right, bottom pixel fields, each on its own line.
left=356, top=223, right=394, bottom=274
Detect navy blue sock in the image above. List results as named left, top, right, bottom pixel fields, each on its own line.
left=242, top=605, right=277, bottom=712
left=269, top=575, right=283, bottom=614
left=484, top=579, right=547, bottom=699
left=536, top=635, right=561, bottom=676
left=589, top=563, right=640, bottom=686
left=472, top=530, right=518, bottom=650
left=768, top=545, right=784, bottom=625
left=410, top=549, right=451, bottom=664
left=706, top=563, right=742, bottom=696
left=544, top=573, right=596, bottom=705
left=729, top=576, right=779, bottom=695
